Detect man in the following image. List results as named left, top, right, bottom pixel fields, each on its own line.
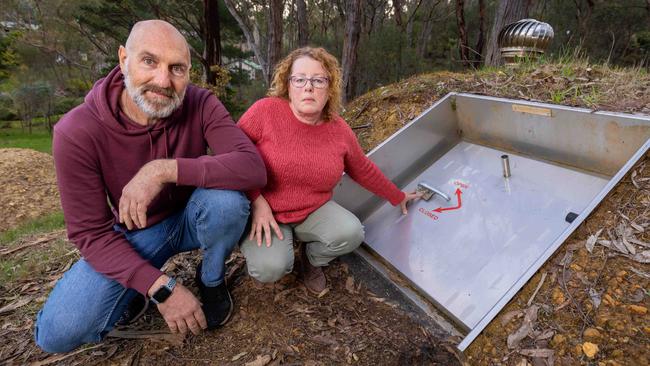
left=35, top=20, right=266, bottom=353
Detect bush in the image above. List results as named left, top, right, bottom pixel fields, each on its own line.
left=54, top=96, right=84, bottom=115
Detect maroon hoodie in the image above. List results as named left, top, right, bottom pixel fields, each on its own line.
left=53, top=66, right=266, bottom=295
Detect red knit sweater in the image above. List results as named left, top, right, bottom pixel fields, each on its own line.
left=238, top=97, right=405, bottom=223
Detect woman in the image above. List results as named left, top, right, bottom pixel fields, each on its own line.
left=238, top=47, right=419, bottom=294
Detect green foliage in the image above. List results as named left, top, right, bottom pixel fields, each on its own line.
left=0, top=31, right=21, bottom=82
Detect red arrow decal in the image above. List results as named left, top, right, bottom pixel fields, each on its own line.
left=433, top=188, right=463, bottom=213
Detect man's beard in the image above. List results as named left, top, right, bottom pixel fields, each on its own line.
left=123, top=66, right=185, bottom=119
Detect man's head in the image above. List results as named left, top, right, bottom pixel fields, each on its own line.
left=119, top=20, right=191, bottom=120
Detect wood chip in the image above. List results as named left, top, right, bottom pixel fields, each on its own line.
left=245, top=355, right=271, bottom=366
left=29, top=344, right=103, bottom=366
left=518, top=348, right=554, bottom=358
left=0, top=297, right=31, bottom=315
left=345, top=276, right=355, bottom=294
left=106, top=329, right=184, bottom=345
left=317, top=288, right=330, bottom=298
left=231, top=352, right=248, bottom=361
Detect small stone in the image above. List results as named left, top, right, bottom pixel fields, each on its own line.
left=603, top=293, right=616, bottom=306
left=616, top=270, right=627, bottom=277
left=574, top=344, right=583, bottom=356
left=552, top=287, right=566, bottom=305
left=643, top=327, right=650, bottom=336
left=583, top=328, right=601, bottom=339
left=611, top=349, right=623, bottom=358
left=582, top=342, right=599, bottom=358
left=628, top=305, right=647, bottom=315
left=570, top=263, right=582, bottom=271
left=551, top=334, right=566, bottom=346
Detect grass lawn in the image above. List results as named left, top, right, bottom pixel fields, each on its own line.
left=0, top=121, right=54, bottom=154
left=0, top=210, right=65, bottom=246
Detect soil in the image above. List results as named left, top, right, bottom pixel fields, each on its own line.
left=0, top=61, right=648, bottom=365
left=0, top=148, right=60, bottom=232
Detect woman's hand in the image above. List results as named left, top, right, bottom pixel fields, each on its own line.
left=249, top=195, right=284, bottom=247
left=399, top=191, right=422, bottom=215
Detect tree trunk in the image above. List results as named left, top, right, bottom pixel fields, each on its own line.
left=267, top=0, right=284, bottom=85
left=455, top=0, right=471, bottom=68
left=474, top=0, right=486, bottom=65
left=223, top=0, right=269, bottom=83
left=342, top=0, right=363, bottom=104
left=296, top=0, right=309, bottom=47
left=417, top=1, right=440, bottom=58
left=484, top=0, right=530, bottom=67
left=203, top=0, right=222, bottom=85
left=393, top=0, right=404, bottom=30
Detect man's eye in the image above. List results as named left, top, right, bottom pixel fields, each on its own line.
left=172, top=65, right=185, bottom=75
left=143, top=58, right=154, bottom=65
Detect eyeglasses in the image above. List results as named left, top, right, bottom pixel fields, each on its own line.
left=289, top=76, right=329, bottom=89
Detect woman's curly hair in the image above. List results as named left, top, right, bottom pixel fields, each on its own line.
left=267, top=47, right=343, bottom=122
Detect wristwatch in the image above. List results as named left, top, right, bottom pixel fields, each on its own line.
left=150, top=277, right=177, bottom=305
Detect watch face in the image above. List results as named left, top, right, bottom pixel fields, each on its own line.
left=152, top=286, right=172, bottom=303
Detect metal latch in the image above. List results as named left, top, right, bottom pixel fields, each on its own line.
left=417, top=182, right=451, bottom=202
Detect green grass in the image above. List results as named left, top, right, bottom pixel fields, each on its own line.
left=0, top=211, right=65, bottom=245
left=0, top=125, right=53, bottom=154
left=0, top=210, right=70, bottom=284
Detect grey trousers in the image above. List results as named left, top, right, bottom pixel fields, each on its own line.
left=240, top=201, right=364, bottom=283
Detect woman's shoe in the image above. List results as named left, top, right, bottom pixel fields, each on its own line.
left=300, top=245, right=326, bottom=294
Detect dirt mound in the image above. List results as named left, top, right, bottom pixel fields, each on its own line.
left=0, top=148, right=60, bottom=232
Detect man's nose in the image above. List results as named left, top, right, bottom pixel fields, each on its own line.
left=152, top=67, right=172, bottom=89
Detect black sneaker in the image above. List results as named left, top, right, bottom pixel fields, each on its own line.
left=116, top=293, right=149, bottom=326
left=195, top=261, right=233, bottom=330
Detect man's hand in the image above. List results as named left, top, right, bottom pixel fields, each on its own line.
left=119, top=159, right=177, bottom=229
left=249, top=195, right=283, bottom=247
left=148, top=275, right=207, bottom=335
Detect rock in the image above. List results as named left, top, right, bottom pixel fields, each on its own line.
left=628, top=305, right=647, bottom=315
left=603, top=293, right=616, bottom=306
left=550, top=334, right=566, bottom=346
left=583, top=328, right=601, bottom=339
left=551, top=287, right=565, bottom=305
left=582, top=342, right=599, bottom=358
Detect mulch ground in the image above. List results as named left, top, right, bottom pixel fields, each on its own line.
left=1, top=60, right=649, bottom=365
left=0, top=148, right=60, bottom=232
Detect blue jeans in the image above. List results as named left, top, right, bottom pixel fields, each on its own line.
left=34, top=189, right=249, bottom=353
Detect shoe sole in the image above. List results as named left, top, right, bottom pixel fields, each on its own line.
left=219, top=290, right=234, bottom=326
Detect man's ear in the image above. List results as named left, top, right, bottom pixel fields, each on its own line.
left=118, top=46, right=127, bottom=72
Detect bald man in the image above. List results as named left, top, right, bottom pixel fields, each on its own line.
left=35, top=20, right=266, bottom=353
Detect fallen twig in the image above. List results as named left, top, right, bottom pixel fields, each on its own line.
left=527, top=272, right=547, bottom=307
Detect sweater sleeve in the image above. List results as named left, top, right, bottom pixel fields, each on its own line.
left=53, top=129, right=162, bottom=295
left=341, top=121, right=405, bottom=206
left=176, top=93, right=266, bottom=190
left=237, top=99, right=269, bottom=202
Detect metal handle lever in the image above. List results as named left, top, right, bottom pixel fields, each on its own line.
left=417, top=182, right=451, bottom=202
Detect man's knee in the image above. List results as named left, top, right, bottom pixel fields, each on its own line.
left=246, top=254, right=293, bottom=283
left=35, top=309, right=95, bottom=353
left=190, top=189, right=250, bottom=224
